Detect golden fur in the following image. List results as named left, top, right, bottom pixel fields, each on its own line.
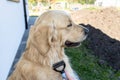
left=8, top=10, right=87, bottom=80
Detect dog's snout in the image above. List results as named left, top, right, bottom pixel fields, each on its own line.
left=84, top=28, right=89, bottom=35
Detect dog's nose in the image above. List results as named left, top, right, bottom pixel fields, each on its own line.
left=84, top=28, right=89, bottom=35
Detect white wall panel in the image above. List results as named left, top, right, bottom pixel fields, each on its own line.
left=0, top=0, right=25, bottom=80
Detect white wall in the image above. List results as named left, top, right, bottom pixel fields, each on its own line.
left=0, top=0, right=25, bottom=80
left=102, top=0, right=119, bottom=7
left=95, top=0, right=120, bottom=7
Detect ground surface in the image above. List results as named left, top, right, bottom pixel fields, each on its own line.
left=71, top=7, right=120, bottom=70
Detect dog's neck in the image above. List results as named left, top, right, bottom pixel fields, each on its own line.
left=23, top=43, right=66, bottom=67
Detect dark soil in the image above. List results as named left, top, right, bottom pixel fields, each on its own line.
left=81, top=24, right=120, bottom=71
left=71, top=7, right=120, bottom=71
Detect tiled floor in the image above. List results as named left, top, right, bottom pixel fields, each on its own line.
left=8, top=16, right=38, bottom=77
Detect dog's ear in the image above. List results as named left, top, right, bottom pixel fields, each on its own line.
left=28, top=25, right=50, bottom=57
left=48, top=21, right=58, bottom=46
left=29, top=22, right=58, bottom=56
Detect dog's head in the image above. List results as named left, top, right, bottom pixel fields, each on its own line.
left=29, top=10, right=88, bottom=52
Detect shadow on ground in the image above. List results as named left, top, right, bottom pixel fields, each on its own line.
left=80, top=24, right=120, bottom=71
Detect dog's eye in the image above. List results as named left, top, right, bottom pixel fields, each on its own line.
left=67, top=23, right=72, bottom=27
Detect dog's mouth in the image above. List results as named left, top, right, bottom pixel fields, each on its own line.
left=65, top=40, right=81, bottom=47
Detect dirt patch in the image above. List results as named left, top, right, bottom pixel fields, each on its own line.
left=71, top=7, right=120, bottom=40
left=71, top=7, right=120, bottom=70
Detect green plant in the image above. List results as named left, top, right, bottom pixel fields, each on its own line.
left=85, top=7, right=98, bottom=10
left=78, top=0, right=96, bottom=4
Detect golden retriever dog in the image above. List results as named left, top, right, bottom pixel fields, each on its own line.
left=8, top=10, right=88, bottom=80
